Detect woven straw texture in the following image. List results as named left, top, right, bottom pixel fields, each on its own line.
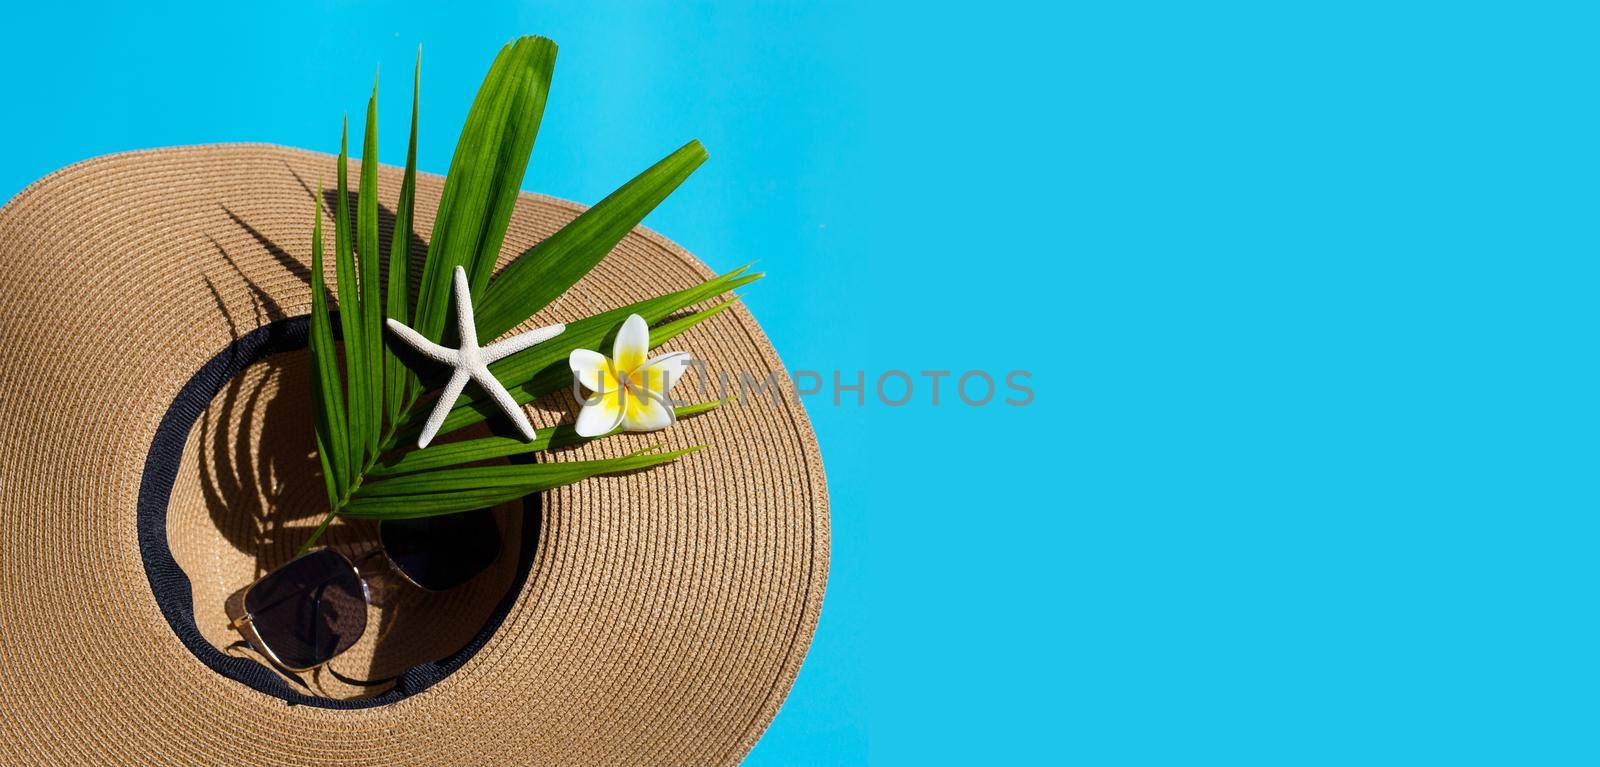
left=0, top=144, right=828, bottom=765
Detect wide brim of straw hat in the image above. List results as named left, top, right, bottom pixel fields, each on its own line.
left=0, top=144, right=828, bottom=765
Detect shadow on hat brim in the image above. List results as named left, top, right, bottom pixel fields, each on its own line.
left=166, top=324, right=535, bottom=702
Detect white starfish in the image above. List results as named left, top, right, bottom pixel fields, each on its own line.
left=386, top=265, right=566, bottom=448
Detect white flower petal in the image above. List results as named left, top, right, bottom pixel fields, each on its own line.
left=621, top=391, right=675, bottom=432
left=569, top=348, right=611, bottom=392
left=574, top=397, right=624, bottom=437
left=641, top=351, right=693, bottom=400
left=613, top=313, right=650, bottom=373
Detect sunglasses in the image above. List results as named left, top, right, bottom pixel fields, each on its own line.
left=229, top=509, right=501, bottom=672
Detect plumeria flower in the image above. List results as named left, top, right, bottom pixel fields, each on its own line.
left=569, top=314, right=693, bottom=437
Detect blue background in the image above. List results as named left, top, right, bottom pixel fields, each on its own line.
left=4, top=2, right=1594, bottom=764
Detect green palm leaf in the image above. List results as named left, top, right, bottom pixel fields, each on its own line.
left=411, top=37, right=556, bottom=355
left=370, top=399, right=726, bottom=476
left=473, top=139, right=709, bottom=340
left=357, top=79, right=384, bottom=463
left=307, top=198, right=350, bottom=504
left=333, top=121, right=369, bottom=474
left=300, top=36, right=735, bottom=550
left=343, top=447, right=701, bottom=519
left=384, top=54, right=421, bottom=424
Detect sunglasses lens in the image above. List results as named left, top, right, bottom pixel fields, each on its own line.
left=244, top=549, right=368, bottom=670
left=379, top=508, right=501, bottom=592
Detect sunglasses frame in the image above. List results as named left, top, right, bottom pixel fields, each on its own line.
left=228, top=542, right=465, bottom=674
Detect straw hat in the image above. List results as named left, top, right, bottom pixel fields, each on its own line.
left=0, top=144, right=828, bottom=765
